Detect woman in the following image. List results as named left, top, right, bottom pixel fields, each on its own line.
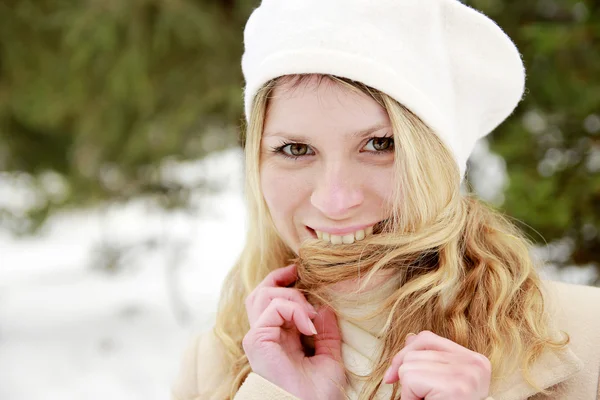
left=173, top=0, right=600, bottom=399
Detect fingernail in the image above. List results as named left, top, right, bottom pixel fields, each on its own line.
left=308, top=304, right=317, bottom=315
left=405, top=332, right=416, bottom=342
left=308, top=318, right=318, bottom=335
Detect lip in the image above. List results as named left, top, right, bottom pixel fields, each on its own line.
left=307, top=223, right=377, bottom=236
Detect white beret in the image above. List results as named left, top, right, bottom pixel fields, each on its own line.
left=241, top=0, right=526, bottom=178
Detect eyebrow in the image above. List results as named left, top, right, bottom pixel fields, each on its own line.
left=263, top=123, right=390, bottom=143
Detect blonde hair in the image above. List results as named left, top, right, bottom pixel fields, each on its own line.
left=214, top=74, right=568, bottom=399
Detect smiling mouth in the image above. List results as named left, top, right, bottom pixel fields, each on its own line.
left=306, top=222, right=384, bottom=245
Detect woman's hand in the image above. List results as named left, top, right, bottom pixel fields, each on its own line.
left=242, top=264, right=346, bottom=400
left=383, top=331, right=492, bottom=400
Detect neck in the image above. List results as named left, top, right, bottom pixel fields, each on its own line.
left=327, top=269, right=402, bottom=337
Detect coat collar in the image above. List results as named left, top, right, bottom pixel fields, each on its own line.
left=490, top=344, right=583, bottom=400
left=331, top=275, right=584, bottom=400
left=338, top=318, right=583, bottom=400
left=490, top=278, right=585, bottom=400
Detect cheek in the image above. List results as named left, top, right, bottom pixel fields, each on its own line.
left=378, top=171, right=395, bottom=202
left=260, top=164, right=311, bottom=221
left=361, top=166, right=396, bottom=206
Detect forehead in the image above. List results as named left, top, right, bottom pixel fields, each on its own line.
left=264, top=77, right=389, bottom=134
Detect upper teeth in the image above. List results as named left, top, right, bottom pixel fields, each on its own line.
left=315, top=226, right=374, bottom=245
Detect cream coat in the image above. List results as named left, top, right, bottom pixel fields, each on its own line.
left=172, top=280, right=600, bottom=400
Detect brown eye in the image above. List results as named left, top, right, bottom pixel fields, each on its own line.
left=365, top=137, right=394, bottom=152
left=283, top=143, right=311, bottom=156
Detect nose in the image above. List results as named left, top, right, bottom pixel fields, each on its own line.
left=310, top=162, right=364, bottom=220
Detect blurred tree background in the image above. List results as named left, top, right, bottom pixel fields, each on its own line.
left=467, top=0, right=599, bottom=280
left=0, top=0, right=598, bottom=278
left=0, top=0, right=257, bottom=232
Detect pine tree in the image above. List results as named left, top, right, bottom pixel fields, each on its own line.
left=0, top=0, right=258, bottom=232
left=467, top=0, right=599, bottom=275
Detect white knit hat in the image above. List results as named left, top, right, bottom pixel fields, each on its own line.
left=241, top=0, right=526, bottom=178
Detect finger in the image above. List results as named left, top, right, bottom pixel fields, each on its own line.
left=404, top=334, right=491, bottom=370
left=403, top=331, right=472, bottom=355
left=312, top=306, right=342, bottom=361
left=399, top=365, right=467, bottom=400
left=403, top=350, right=459, bottom=365
left=384, top=350, right=455, bottom=384
left=400, top=368, right=439, bottom=400
left=253, top=287, right=316, bottom=313
left=253, top=298, right=317, bottom=337
left=398, top=361, right=450, bottom=381
left=387, top=331, right=475, bottom=380
left=249, top=287, right=317, bottom=325
left=256, top=264, right=297, bottom=289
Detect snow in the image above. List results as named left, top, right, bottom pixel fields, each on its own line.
left=0, top=146, right=596, bottom=400
left=0, top=149, right=246, bottom=400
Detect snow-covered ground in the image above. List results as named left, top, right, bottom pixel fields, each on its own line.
left=0, top=149, right=247, bottom=400
left=0, top=146, right=597, bottom=400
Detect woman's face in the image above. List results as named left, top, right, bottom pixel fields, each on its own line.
left=260, top=77, right=395, bottom=253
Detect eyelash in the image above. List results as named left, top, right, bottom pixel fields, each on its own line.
left=270, top=134, right=395, bottom=161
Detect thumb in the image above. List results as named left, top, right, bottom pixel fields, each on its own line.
left=312, top=306, right=342, bottom=361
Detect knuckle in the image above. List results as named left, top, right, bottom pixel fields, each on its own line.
left=242, top=331, right=254, bottom=352
left=391, top=351, right=404, bottom=365
left=473, top=353, right=492, bottom=371
left=450, top=382, right=471, bottom=397
left=397, top=363, right=408, bottom=377
left=244, top=294, right=254, bottom=309
left=270, top=287, right=307, bottom=306
left=403, top=350, right=418, bottom=362
left=270, top=297, right=285, bottom=308
left=243, top=328, right=274, bottom=353
left=418, top=330, right=435, bottom=340
left=400, top=369, right=416, bottom=384
left=291, top=289, right=306, bottom=302
left=457, top=368, right=479, bottom=391
left=481, top=354, right=492, bottom=372
left=286, top=288, right=307, bottom=304
left=268, top=298, right=294, bottom=317
left=279, top=287, right=298, bottom=301
left=252, top=288, right=267, bottom=305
